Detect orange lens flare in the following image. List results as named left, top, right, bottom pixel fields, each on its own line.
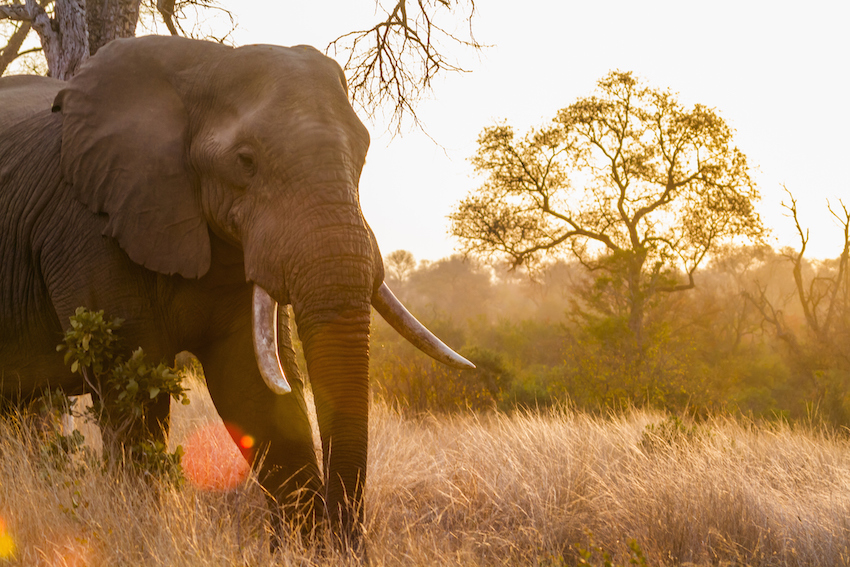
left=0, top=518, right=14, bottom=559
left=183, top=423, right=250, bottom=491
left=239, top=435, right=255, bottom=450
left=50, top=538, right=92, bottom=567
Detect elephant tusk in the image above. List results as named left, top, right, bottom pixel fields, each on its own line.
left=252, top=285, right=292, bottom=395
left=372, top=283, right=475, bottom=370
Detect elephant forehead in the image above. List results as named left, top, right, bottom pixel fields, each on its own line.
left=203, top=100, right=366, bottom=163
left=203, top=70, right=365, bottom=137
left=211, top=44, right=346, bottom=101
left=233, top=43, right=342, bottom=80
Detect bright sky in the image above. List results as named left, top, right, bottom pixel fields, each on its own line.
left=222, top=0, right=850, bottom=262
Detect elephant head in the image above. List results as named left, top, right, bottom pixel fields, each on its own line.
left=51, top=36, right=471, bottom=542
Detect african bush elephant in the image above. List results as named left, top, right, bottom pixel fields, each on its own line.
left=0, top=35, right=471, bottom=546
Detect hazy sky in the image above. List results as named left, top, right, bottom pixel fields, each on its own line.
left=220, top=0, right=850, bottom=262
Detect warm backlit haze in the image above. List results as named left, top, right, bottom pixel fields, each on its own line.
left=2, top=4, right=849, bottom=564
left=223, top=0, right=850, bottom=262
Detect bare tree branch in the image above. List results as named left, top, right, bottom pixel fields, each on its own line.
left=156, top=0, right=178, bottom=35
left=0, top=4, right=33, bottom=21
left=743, top=283, right=803, bottom=356
left=329, top=0, right=481, bottom=129
left=140, top=0, right=236, bottom=44
left=781, top=187, right=822, bottom=335
left=0, top=18, right=32, bottom=74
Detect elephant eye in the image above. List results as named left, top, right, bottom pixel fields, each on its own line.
left=236, top=150, right=257, bottom=177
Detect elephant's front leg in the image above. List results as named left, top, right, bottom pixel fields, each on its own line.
left=195, top=321, right=322, bottom=537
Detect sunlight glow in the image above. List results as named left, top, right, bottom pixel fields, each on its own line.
left=47, top=538, right=92, bottom=567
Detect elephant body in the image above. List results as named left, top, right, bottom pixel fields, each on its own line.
left=0, top=35, right=471, bottom=547
left=0, top=72, right=322, bottom=519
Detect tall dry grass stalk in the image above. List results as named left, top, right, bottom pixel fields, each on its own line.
left=0, top=376, right=848, bottom=565
left=367, top=407, right=850, bottom=565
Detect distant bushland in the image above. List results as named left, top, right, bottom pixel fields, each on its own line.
left=372, top=243, right=850, bottom=427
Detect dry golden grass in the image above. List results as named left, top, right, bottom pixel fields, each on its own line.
left=0, top=376, right=848, bottom=566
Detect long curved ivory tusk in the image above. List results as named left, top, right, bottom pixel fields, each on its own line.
left=252, top=285, right=292, bottom=395
left=372, top=283, right=475, bottom=369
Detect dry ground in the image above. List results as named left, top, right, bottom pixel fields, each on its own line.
left=0, top=374, right=848, bottom=566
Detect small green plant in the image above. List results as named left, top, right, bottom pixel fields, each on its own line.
left=640, top=414, right=709, bottom=453
left=575, top=532, right=649, bottom=566
left=56, top=307, right=123, bottom=377
left=57, top=307, right=189, bottom=482
left=31, top=388, right=90, bottom=472
left=131, top=440, right=186, bottom=486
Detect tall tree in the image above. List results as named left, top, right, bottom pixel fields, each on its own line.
left=451, top=71, right=764, bottom=341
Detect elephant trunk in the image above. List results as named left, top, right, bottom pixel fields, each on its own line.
left=273, top=215, right=374, bottom=543
left=297, top=309, right=371, bottom=541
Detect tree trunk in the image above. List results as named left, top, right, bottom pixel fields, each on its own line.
left=27, top=0, right=88, bottom=79
left=626, top=252, right=647, bottom=347
left=87, top=0, right=141, bottom=56
left=16, top=0, right=141, bottom=79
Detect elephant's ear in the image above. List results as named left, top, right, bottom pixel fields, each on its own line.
left=53, top=36, right=227, bottom=279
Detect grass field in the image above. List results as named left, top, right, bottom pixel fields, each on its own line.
left=0, top=375, right=848, bottom=566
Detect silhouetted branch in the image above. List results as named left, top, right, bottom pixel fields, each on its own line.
left=143, top=0, right=234, bottom=42
left=0, top=18, right=31, bottom=74
left=822, top=198, right=850, bottom=334
left=156, top=0, right=178, bottom=35
left=0, top=4, right=30, bottom=20
left=329, top=0, right=481, bottom=129
left=743, top=283, right=802, bottom=355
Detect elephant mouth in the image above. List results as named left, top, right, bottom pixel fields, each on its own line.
left=250, top=282, right=474, bottom=395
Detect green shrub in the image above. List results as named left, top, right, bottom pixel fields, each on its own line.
left=56, top=307, right=189, bottom=482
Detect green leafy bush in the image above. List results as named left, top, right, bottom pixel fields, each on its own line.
left=56, top=307, right=122, bottom=376
left=57, top=307, right=189, bottom=481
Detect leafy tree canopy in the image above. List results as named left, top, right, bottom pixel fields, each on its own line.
left=451, top=70, right=764, bottom=336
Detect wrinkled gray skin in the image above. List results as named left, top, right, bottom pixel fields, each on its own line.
left=0, top=36, right=459, bottom=548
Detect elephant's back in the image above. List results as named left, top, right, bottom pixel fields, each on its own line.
left=0, top=75, right=64, bottom=134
